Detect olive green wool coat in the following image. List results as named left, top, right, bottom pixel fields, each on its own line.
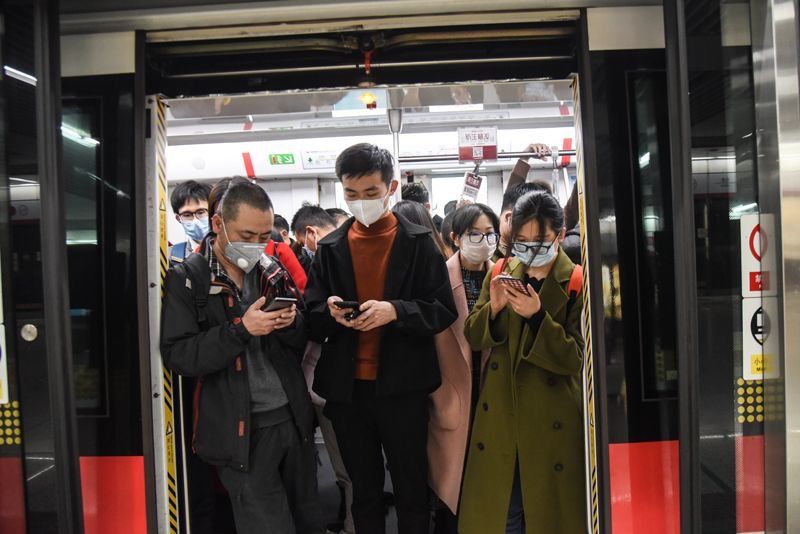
left=458, top=250, right=586, bottom=534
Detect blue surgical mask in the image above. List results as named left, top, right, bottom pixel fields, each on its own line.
left=513, top=240, right=558, bottom=268
left=182, top=216, right=209, bottom=243
left=221, top=220, right=264, bottom=274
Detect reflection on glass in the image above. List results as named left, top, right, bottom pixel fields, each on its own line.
left=628, top=71, right=678, bottom=398
left=63, top=100, right=107, bottom=416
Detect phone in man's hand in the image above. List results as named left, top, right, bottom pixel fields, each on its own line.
left=334, top=300, right=362, bottom=320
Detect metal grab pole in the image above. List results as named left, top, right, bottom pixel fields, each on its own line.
left=397, top=150, right=576, bottom=163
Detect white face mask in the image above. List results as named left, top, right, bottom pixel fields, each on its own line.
left=459, top=237, right=494, bottom=265
left=346, top=192, right=390, bottom=227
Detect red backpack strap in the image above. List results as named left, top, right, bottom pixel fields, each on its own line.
left=567, top=264, right=583, bottom=299
left=492, top=258, right=508, bottom=278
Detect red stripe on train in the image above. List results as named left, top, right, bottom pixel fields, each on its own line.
left=0, top=457, right=26, bottom=534
left=242, top=152, right=256, bottom=178
left=80, top=456, right=146, bottom=534
left=609, top=441, right=681, bottom=534
left=736, top=435, right=765, bottom=533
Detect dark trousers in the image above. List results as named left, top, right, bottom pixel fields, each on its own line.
left=216, top=419, right=323, bottom=534
left=325, top=380, right=430, bottom=534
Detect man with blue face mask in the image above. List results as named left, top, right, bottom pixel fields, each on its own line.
left=161, top=177, right=323, bottom=534
left=169, top=180, right=212, bottom=266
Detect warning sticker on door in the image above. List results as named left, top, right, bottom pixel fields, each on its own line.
left=740, top=214, right=776, bottom=297
left=741, top=296, right=780, bottom=380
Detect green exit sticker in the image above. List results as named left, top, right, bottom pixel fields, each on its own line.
left=269, top=153, right=295, bottom=165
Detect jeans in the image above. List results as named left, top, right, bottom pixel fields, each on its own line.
left=506, top=456, right=525, bottom=534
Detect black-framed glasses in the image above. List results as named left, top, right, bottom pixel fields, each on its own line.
left=511, top=240, right=555, bottom=255
left=466, top=232, right=499, bottom=246
left=178, top=208, right=209, bottom=222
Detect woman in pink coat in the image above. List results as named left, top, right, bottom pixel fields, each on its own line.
left=429, top=203, right=500, bottom=533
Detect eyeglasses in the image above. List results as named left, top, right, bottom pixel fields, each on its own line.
left=178, top=208, right=209, bottom=222
left=512, top=240, right=555, bottom=254
left=466, top=232, right=499, bottom=246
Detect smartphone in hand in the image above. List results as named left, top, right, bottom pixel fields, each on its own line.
left=334, top=300, right=362, bottom=320
left=496, top=275, right=531, bottom=296
left=263, top=297, right=298, bottom=312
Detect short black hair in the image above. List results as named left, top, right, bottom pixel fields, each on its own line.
left=501, top=181, right=552, bottom=213
left=451, top=203, right=500, bottom=238
left=401, top=182, right=430, bottom=205
left=273, top=215, right=290, bottom=233
left=292, top=204, right=336, bottom=234
left=219, top=177, right=273, bottom=221
left=335, top=143, right=394, bottom=186
left=171, top=180, right=211, bottom=213
left=325, top=207, right=350, bottom=221
left=444, top=200, right=458, bottom=216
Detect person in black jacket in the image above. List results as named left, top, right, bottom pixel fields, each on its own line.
left=305, top=143, right=458, bottom=534
left=160, top=177, right=323, bottom=534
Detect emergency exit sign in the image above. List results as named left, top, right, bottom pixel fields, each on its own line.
left=269, top=153, right=295, bottom=165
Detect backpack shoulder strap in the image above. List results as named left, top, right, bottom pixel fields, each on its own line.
left=181, top=253, right=212, bottom=329
left=567, top=264, right=583, bottom=299
left=491, top=258, right=508, bottom=278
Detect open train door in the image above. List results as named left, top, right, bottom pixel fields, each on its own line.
left=144, top=94, right=186, bottom=534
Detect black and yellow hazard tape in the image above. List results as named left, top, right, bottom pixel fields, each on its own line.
left=155, top=97, right=180, bottom=534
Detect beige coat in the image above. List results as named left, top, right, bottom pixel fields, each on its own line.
left=428, top=253, right=491, bottom=514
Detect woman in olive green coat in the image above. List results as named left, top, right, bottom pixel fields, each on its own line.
left=459, top=191, right=586, bottom=534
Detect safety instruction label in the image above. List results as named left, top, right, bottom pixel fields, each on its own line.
left=741, top=296, right=779, bottom=380
left=740, top=214, right=776, bottom=297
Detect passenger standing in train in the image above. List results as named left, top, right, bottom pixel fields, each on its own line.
left=505, top=143, right=552, bottom=191
left=428, top=203, right=499, bottom=534
left=325, top=207, right=351, bottom=227
left=169, top=180, right=212, bottom=266
left=210, top=179, right=308, bottom=291
left=392, top=200, right=451, bottom=257
left=401, top=181, right=444, bottom=232
left=493, top=182, right=552, bottom=263
left=460, top=191, right=585, bottom=534
left=440, top=210, right=457, bottom=258
left=561, top=184, right=582, bottom=265
left=304, top=143, right=457, bottom=534
left=291, top=203, right=317, bottom=274
left=274, top=214, right=293, bottom=246
left=161, top=178, right=323, bottom=534
left=297, top=206, right=356, bottom=534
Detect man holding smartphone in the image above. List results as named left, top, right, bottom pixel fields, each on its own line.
left=305, top=144, right=458, bottom=534
left=160, top=177, right=323, bottom=534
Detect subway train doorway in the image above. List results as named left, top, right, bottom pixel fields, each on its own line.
left=145, top=75, right=598, bottom=534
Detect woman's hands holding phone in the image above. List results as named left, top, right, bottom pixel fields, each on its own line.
left=504, top=284, right=541, bottom=319
left=489, top=277, right=511, bottom=320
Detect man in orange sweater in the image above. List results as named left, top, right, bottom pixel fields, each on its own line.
left=305, top=143, right=457, bottom=534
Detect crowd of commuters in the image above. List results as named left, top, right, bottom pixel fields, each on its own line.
left=161, top=142, right=585, bottom=534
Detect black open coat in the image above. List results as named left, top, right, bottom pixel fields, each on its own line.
left=304, top=214, right=458, bottom=402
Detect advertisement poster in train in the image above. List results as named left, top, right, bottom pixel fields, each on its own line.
left=458, top=126, right=497, bottom=161
left=740, top=214, right=779, bottom=380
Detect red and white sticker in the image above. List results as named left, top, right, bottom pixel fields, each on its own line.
left=458, top=127, right=497, bottom=161
left=740, top=214, right=776, bottom=298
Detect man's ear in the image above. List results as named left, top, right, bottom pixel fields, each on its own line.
left=211, top=213, right=224, bottom=234
left=389, top=179, right=399, bottom=196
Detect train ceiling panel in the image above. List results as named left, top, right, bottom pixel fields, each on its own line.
left=146, top=22, right=578, bottom=96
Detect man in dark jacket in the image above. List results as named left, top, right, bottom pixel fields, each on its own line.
left=160, top=177, right=323, bottom=534
left=305, top=143, right=458, bottom=534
